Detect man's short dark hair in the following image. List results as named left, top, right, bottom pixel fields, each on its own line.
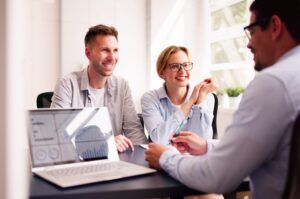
left=250, top=0, right=300, bottom=42
left=84, top=24, right=118, bottom=47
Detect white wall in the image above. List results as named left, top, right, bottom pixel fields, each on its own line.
left=26, top=0, right=60, bottom=109
left=26, top=0, right=61, bottom=108
left=149, top=0, right=211, bottom=90
left=1, top=0, right=29, bottom=198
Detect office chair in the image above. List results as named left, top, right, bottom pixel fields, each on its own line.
left=36, top=92, right=54, bottom=108
left=282, top=114, right=300, bottom=199
left=137, top=113, right=144, bottom=127
left=212, top=93, right=218, bottom=139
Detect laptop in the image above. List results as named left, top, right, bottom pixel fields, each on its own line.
left=27, top=107, right=156, bottom=188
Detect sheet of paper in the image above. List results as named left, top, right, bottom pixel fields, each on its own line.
left=139, top=144, right=149, bottom=149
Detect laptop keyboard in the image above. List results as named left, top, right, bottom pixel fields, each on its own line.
left=45, top=162, right=125, bottom=178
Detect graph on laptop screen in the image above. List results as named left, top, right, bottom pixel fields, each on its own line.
left=28, top=108, right=118, bottom=167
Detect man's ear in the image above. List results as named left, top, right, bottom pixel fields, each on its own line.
left=85, top=47, right=91, bottom=60
left=270, top=15, right=283, bottom=40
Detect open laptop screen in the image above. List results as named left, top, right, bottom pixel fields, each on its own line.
left=27, top=107, right=118, bottom=167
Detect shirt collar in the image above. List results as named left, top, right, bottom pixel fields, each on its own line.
left=158, top=83, right=192, bottom=103
left=80, top=67, right=89, bottom=91
left=157, top=84, right=169, bottom=100
left=80, top=67, right=115, bottom=96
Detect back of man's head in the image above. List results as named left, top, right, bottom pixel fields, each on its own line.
left=250, top=0, right=300, bottom=42
left=84, top=24, right=118, bottom=47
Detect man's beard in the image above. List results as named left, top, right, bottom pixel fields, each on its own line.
left=254, top=58, right=270, bottom=72
left=93, top=61, right=115, bottom=77
left=253, top=52, right=273, bottom=72
left=254, top=63, right=264, bottom=71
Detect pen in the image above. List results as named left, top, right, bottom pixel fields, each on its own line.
left=174, top=120, right=186, bottom=137
left=168, top=120, right=187, bottom=145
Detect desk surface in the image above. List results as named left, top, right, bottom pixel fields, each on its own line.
left=30, top=146, right=249, bottom=199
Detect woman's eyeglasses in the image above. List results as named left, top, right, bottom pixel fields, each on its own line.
left=167, top=62, right=193, bottom=72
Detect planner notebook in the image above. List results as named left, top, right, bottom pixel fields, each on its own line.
left=27, top=107, right=155, bottom=188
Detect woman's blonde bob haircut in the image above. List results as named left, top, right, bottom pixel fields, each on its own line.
left=156, top=45, right=190, bottom=77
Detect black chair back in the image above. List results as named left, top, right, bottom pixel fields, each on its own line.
left=137, top=113, right=144, bottom=127
left=212, top=93, right=218, bottom=139
left=282, top=114, right=300, bottom=199
left=36, top=92, right=54, bottom=108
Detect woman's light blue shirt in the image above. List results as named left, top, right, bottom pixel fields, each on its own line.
left=141, top=85, right=215, bottom=145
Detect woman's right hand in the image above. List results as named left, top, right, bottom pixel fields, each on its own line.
left=188, top=83, right=203, bottom=105
left=180, top=83, right=203, bottom=117
left=181, top=78, right=217, bottom=116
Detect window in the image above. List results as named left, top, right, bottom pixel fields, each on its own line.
left=209, top=0, right=254, bottom=88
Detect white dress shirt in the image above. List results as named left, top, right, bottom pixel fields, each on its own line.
left=159, top=45, right=300, bottom=199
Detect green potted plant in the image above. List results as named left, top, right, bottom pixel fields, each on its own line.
left=225, top=86, right=245, bottom=108
left=225, top=86, right=244, bottom=97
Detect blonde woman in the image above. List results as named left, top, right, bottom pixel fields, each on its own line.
left=141, top=46, right=218, bottom=148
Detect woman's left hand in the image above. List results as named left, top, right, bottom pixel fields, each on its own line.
left=196, top=77, right=218, bottom=104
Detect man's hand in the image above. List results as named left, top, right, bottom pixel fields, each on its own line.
left=145, top=143, right=168, bottom=170
left=171, top=131, right=208, bottom=155
left=114, top=135, right=134, bottom=152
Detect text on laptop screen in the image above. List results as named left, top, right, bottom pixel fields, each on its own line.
left=28, top=108, right=118, bottom=167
